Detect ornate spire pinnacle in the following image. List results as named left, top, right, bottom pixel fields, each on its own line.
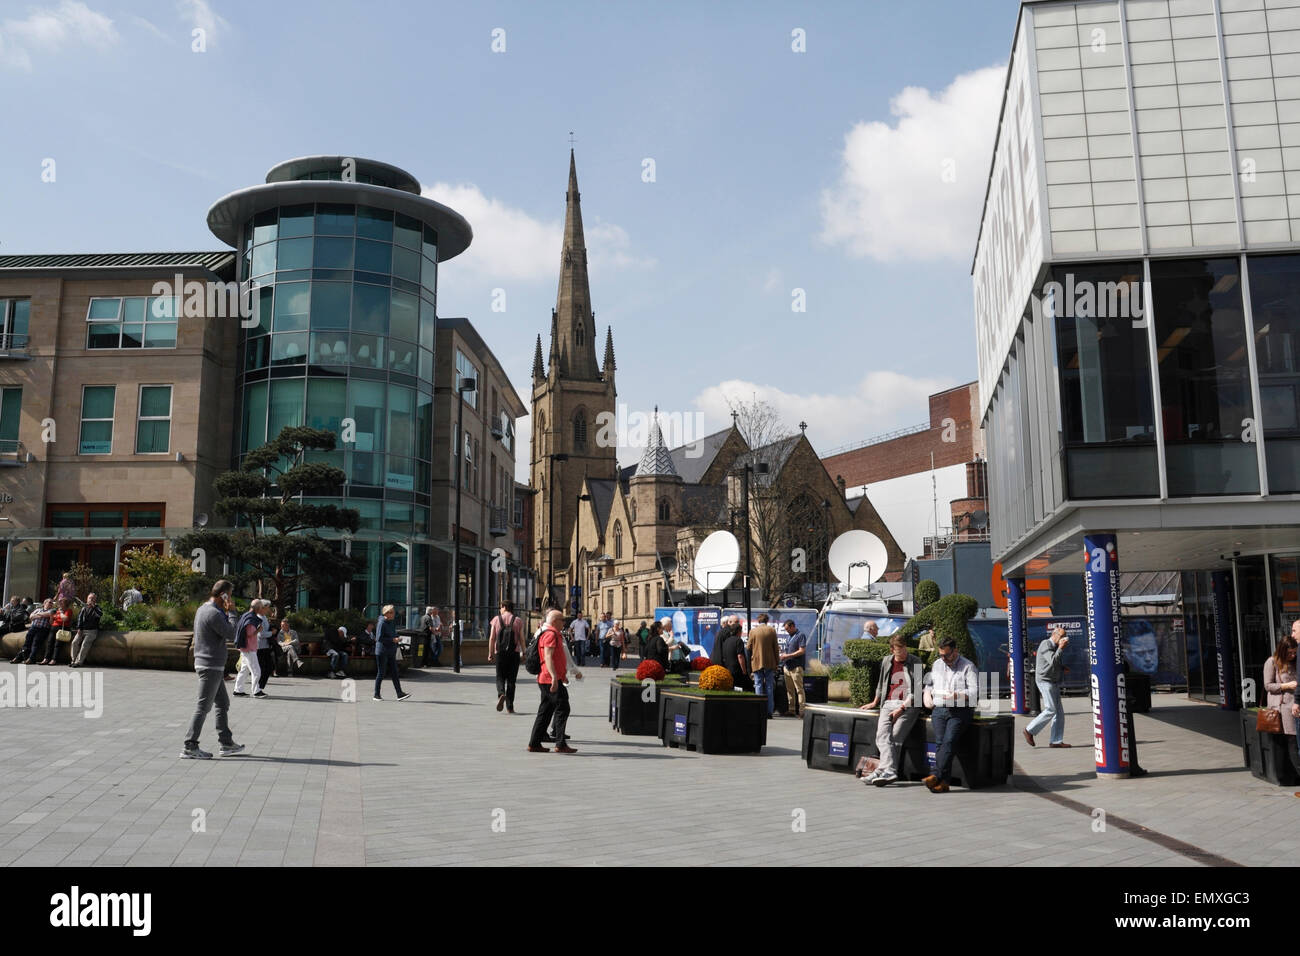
left=532, top=333, right=545, bottom=382
left=548, top=307, right=560, bottom=373
left=554, top=150, right=600, bottom=380
left=603, top=325, right=615, bottom=376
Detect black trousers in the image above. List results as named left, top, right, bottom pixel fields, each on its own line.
left=257, top=648, right=275, bottom=689
left=530, top=682, right=570, bottom=747
left=374, top=646, right=404, bottom=698
left=495, top=650, right=521, bottom=711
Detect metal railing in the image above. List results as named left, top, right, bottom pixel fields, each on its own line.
left=822, top=421, right=930, bottom=458
left=0, top=332, right=30, bottom=354
left=0, top=439, right=24, bottom=465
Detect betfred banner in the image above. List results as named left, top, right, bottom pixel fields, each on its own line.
left=1083, top=533, right=1128, bottom=776
left=1007, top=577, right=1027, bottom=715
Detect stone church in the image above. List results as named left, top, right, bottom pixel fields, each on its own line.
left=529, top=152, right=904, bottom=620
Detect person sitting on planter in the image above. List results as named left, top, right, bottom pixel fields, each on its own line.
left=70, top=592, right=103, bottom=668
left=325, top=626, right=351, bottom=679
left=645, top=620, right=670, bottom=671
left=0, top=596, right=22, bottom=635
left=922, top=636, right=979, bottom=794
left=278, top=617, right=304, bottom=673
left=859, top=634, right=925, bottom=787
left=12, top=598, right=54, bottom=664
left=359, top=622, right=377, bottom=657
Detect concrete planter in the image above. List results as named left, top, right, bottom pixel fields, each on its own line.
left=658, top=688, right=768, bottom=754
left=1240, top=709, right=1298, bottom=786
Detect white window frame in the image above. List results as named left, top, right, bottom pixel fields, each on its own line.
left=79, top=385, right=116, bottom=455
left=85, top=296, right=179, bottom=350
left=135, top=384, right=173, bottom=455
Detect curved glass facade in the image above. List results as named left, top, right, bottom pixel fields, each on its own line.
left=235, top=201, right=438, bottom=538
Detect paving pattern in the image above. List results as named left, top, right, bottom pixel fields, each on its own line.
left=0, top=659, right=1288, bottom=866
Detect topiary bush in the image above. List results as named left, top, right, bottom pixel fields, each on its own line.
left=844, top=639, right=898, bottom=706
left=915, top=579, right=940, bottom=610
left=698, top=665, right=734, bottom=690
left=635, top=659, right=666, bottom=681
left=896, top=593, right=979, bottom=666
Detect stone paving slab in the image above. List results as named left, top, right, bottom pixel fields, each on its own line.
left=0, top=659, right=1282, bottom=866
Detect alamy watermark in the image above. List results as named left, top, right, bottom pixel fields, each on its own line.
left=595, top=404, right=707, bottom=458
left=0, top=665, right=103, bottom=718
left=150, top=274, right=262, bottom=327
left=1041, top=273, right=1151, bottom=326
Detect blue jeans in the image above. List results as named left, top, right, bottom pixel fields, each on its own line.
left=752, top=668, right=776, bottom=715
left=573, top=640, right=587, bottom=666
left=327, top=649, right=349, bottom=673
left=1025, top=679, right=1064, bottom=744
left=931, top=706, right=973, bottom=784
left=427, top=634, right=442, bottom=665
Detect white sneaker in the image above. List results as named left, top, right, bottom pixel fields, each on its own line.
left=862, top=769, right=881, bottom=784
left=872, top=771, right=898, bottom=787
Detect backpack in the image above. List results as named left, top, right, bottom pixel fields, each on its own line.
left=524, top=625, right=547, bottom=675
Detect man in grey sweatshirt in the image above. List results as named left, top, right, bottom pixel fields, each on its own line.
left=182, top=580, right=245, bottom=759
left=1023, top=625, right=1070, bottom=748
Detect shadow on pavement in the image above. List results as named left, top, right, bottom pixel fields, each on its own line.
left=1140, top=700, right=1242, bottom=747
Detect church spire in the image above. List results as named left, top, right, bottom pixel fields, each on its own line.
left=548, top=308, right=560, bottom=375
left=532, top=333, right=545, bottom=382
left=554, top=149, right=600, bottom=380
left=603, top=325, right=615, bottom=378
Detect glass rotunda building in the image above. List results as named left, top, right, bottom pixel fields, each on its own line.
left=207, top=156, right=473, bottom=616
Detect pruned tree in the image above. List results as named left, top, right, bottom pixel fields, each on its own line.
left=176, top=426, right=361, bottom=616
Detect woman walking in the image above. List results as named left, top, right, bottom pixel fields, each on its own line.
left=608, top=619, right=626, bottom=671
left=373, top=605, right=411, bottom=701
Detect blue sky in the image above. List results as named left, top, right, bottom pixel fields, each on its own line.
left=0, top=0, right=1021, bottom=477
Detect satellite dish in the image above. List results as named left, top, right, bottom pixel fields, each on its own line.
left=195, top=513, right=209, bottom=528
left=972, top=510, right=988, bottom=530
left=828, top=530, right=888, bottom=586
left=693, top=530, right=739, bottom=592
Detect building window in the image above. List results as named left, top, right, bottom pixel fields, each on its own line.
left=613, top=520, right=623, bottom=559
left=1246, top=254, right=1300, bottom=493
left=657, top=498, right=670, bottom=522
left=451, top=422, right=459, bottom=489
left=629, top=498, right=637, bottom=523
left=136, top=385, right=173, bottom=454
left=621, top=586, right=628, bottom=616
left=86, top=296, right=178, bottom=349
left=513, top=492, right=524, bottom=527
left=79, top=386, right=116, bottom=454
left=456, top=349, right=479, bottom=409
left=1150, top=257, right=1259, bottom=496
left=0, top=298, right=30, bottom=349
left=574, top=410, right=587, bottom=448
left=576, top=320, right=585, bottom=347
left=500, top=412, right=514, bottom=453
left=1051, top=262, right=1159, bottom=499
left=644, top=583, right=650, bottom=612
left=632, top=585, right=638, bottom=615
left=0, top=387, right=20, bottom=448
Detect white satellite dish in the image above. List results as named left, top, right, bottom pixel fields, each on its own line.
left=828, top=530, right=888, bottom=587
left=693, top=530, right=740, bottom=593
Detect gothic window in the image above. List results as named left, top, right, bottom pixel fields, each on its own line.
left=537, top=412, right=546, bottom=456
left=575, top=320, right=585, bottom=347
left=629, top=498, right=637, bottom=523
left=657, top=498, right=670, bottom=522
left=783, top=491, right=831, bottom=599
left=574, top=409, right=587, bottom=449
left=613, top=520, right=623, bottom=560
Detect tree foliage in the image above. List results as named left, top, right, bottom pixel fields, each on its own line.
left=176, top=426, right=361, bottom=616
left=120, top=547, right=197, bottom=604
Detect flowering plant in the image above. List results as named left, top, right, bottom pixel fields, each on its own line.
left=698, top=665, right=734, bottom=690
left=690, top=656, right=711, bottom=671
left=635, top=660, right=666, bottom=681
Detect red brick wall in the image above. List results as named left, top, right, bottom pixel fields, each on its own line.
left=822, top=384, right=978, bottom=489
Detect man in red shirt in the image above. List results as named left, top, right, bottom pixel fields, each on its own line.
left=528, top=609, right=582, bottom=753
left=858, top=634, right=925, bottom=787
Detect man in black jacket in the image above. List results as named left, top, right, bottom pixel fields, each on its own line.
left=716, top=615, right=749, bottom=690
left=70, top=593, right=103, bottom=667
left=325, top=626, right=351, bottom=678
left=0, top=596, right=22, bottom=635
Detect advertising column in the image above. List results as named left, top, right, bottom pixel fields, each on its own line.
left=1210, top=571, right=1238, bottom=711
left=1083, top=533, right=1128, bottom=778
left=1007, top=576, right=1027, bottom=715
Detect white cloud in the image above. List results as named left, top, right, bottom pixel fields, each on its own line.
left=692, top=370, right=955, bottom=455
left=177, top=0, right=228, bottom=43
left=820, top=65, right=1005, bottom=263
left=0, top=1, right=117, bottom=71
left=422, top=182, right=653, bottom=282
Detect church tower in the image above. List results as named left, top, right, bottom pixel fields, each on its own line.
left=530, top=150, right=618, bottom=606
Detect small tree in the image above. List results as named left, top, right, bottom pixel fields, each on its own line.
left=120, top=547, right=196, bottom=604
left=176, top=426, right=361, bottom=617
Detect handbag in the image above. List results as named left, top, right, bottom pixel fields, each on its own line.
left=1257, top=708, right=1283, bottom=734
left=56, top=628, right=73, bottom=643
left=854, top=756, right=879, bottom=778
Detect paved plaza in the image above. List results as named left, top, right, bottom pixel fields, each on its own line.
left=0, top=660, right=1290, bottom=867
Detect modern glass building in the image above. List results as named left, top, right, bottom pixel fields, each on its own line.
left=975, top=0, right=1300, bottom=717
left=208, top=156, right=477, bottom=617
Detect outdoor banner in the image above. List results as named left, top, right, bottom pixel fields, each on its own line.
left=1083, top=533, right=1128, bottom=777
left=1210, top=571, right=1238, bottom=711
left=819, top=613, right=908, bottom=666
left=1122, top=616, right=1186, bottom=687
left=1007, top=577, right=1027, bottom=714
left=654, top=607, right=819, bottom=660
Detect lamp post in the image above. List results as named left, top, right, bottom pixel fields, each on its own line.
left=545, top=452, right=570, bottom=609
left=574, top=492, right=591, bottom=613
left=741, top=460, right=769, bottom=635
left=453, top=374, right=477, bottom=674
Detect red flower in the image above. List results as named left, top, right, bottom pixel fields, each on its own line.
left=635, top=660, right=665, bottom=681
left=691, top=656, right=711, bottom=671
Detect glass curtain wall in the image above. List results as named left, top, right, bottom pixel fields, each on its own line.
left=1245, top=254, right=1300, bottom=492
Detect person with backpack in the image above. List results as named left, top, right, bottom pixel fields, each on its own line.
left=527, top=609, right=580, bottom=753
left=488, top=600, right=524, bottom=713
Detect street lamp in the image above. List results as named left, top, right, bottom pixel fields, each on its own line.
left=545, top=452, right=570, bottom=609
left=740, top=460, right=769, bottom=634
left=453, top=374, right=477, bottom=674
left=574, top=492, right=591, bottom=613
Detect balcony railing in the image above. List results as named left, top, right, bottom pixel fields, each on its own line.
left=489, top=506, right=509, bottom=537
left=0, top=332, right=30, bottom=356
left=0, top=439, right=24, bottom=466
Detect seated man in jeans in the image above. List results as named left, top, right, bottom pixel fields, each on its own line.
left=858, top=635, right=925, bottom=787
left=325, top=626, right=351, bottom=678
left=923, top=636, right=980, bottom=794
